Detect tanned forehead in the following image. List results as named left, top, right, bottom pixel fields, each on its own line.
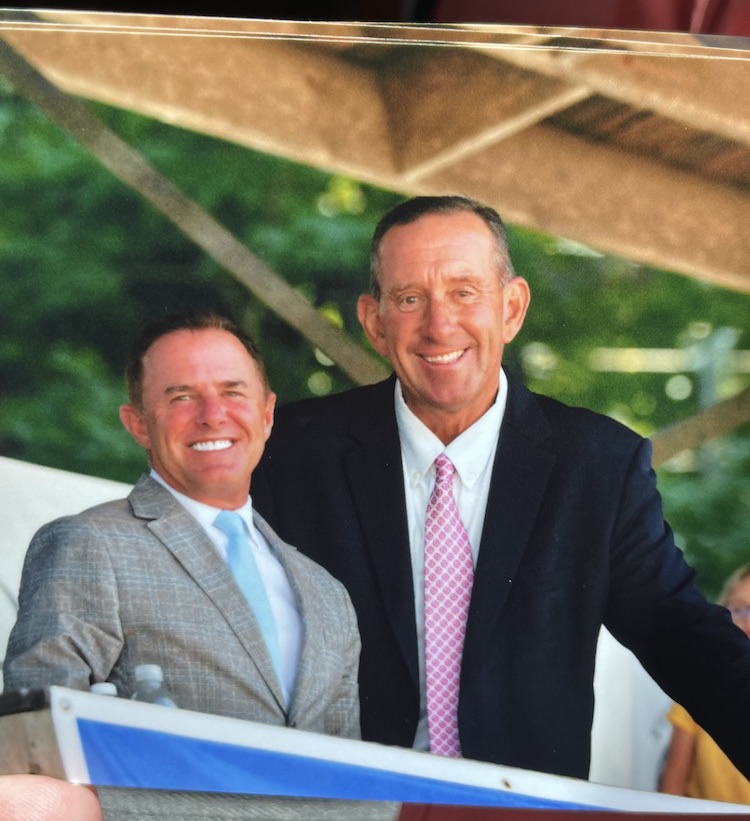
left=384, top=268, right=489, bottom=291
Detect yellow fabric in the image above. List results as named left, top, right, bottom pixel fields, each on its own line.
left=667, top=702, right=750, bottom=804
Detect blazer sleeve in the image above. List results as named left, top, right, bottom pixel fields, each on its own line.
left=604, top=438, right=750, bottom=779
left=3, top=516, right=124, bottom=691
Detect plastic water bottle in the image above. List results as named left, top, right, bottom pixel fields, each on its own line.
left=90, top=681, right=118, bottom=696
left=131, top=663, right=178, bottom=707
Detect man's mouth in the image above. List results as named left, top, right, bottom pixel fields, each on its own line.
left=422, top=350, right=464, bottom=365
left=190, top=439, right=233, bottom=452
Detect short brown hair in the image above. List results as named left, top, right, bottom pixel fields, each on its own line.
left=125, top=312, right=269, bottom=410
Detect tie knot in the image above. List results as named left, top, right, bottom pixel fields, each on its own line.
left=434, top=453, right=455, bottom=484
left=214, top=510, right=246, bottom=538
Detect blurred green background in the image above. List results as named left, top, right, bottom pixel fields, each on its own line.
left=1, top=82, right=748, bottom=599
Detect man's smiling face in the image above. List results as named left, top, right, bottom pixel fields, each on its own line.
left=358, top=211, right=529, bottom=443
left=119, top=328, right=275, bottom=508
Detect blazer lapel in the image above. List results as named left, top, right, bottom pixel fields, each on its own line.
left=464, top=378, right=556, bottom=659
left=128, top=476, right=286, bottom=710
left=256, top=514, right=322, bottom=723
left=342, top=378, right=420, bottom=690
left=336, top=376, right=554, bottom=691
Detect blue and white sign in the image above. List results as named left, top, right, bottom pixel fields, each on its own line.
left=47, top=687, right=743, bottom=813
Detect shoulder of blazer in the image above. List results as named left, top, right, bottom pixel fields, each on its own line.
left=274, top=375, right=395, bottom=424
left=36, top=476, right=157, bottom=534
left=270, top=375, right=398, bottom=449
left=504, top=373, right=647, bottom=466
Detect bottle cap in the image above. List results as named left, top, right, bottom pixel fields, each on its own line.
left=134, top=663, right=164, bottom=682
left=90, top=682, right=118, bottom=696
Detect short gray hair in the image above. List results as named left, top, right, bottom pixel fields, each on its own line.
left=369, top=195, right=516, bottom=300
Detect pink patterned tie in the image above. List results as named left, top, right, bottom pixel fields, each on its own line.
left=424, top=453, right=474, bottom=757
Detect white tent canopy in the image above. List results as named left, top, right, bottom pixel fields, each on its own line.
left=0, top=456, right=131, bottom=691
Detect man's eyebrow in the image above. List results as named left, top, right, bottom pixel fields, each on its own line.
left=163, top=380, right=249, bottom=395
left=164, top=384, right=193, bottom=396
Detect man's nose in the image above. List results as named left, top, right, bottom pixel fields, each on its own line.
left=423, top=296, right=454, bottom=335
left=199, top=396, right=226, bottom=424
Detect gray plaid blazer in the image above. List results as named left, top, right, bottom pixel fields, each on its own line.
left=4, top=474, right=360, bottom=740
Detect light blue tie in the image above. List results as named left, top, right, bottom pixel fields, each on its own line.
left=214, top=510, right=282, bottom=681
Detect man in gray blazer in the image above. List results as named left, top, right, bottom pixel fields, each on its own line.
left=4, top=312, right=360, bottom=740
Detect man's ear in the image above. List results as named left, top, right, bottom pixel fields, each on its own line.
left=262, top=391, right=276, bottom=443
left=119, top=404, right=151, bottom=450
left=357, top=294, right=388, bottom=357
left=501, top=277, right=531, bottom=344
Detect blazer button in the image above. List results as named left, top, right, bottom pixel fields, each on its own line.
left=287, top=719, right=297, bottom=728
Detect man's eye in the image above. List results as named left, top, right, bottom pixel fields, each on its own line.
left=397, top=295, right=421, bottom=310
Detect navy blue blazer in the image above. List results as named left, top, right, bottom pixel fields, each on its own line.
left=254, top=374, right=750, bottom=779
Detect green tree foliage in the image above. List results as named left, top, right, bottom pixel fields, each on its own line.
left=0, top=87, right=400, bottom=481
left=1, top=84, right=748, bottom=594
left=657, top=432, right=750, bottom=600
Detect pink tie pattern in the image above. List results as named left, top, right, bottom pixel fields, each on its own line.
left=424, top=453, right=474, bottom=757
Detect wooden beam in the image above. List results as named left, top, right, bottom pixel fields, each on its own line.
left=0, top=16, right=398, bottom=178
left=0, top=709, right=65, bottom=778
left=490, top=38, right=750, bottom=148
left=374, top=45, right=592, bottom=181
left=4, top=14, right=750, bottom=295
left=0, top=34, right=389, bottom=386
left=420, top=124, right=750, bottom=294
left=652, top=387, right=750, bottom=467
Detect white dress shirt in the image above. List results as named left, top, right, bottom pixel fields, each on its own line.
left=150, top=470, right=302, bottom=706
left=394, top=370, right=508, bottom=751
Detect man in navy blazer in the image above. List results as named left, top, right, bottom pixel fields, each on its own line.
left=254, top=195, right=750, bottom=781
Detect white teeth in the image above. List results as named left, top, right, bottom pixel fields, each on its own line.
left=423, top=350, right=463, bottom=364
left=191, top=440, right=232, bottom=451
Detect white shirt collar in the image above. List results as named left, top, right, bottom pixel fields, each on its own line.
left=395, top=369, right=508, bottom=489
left=149, top=470, right=254, bottom=535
